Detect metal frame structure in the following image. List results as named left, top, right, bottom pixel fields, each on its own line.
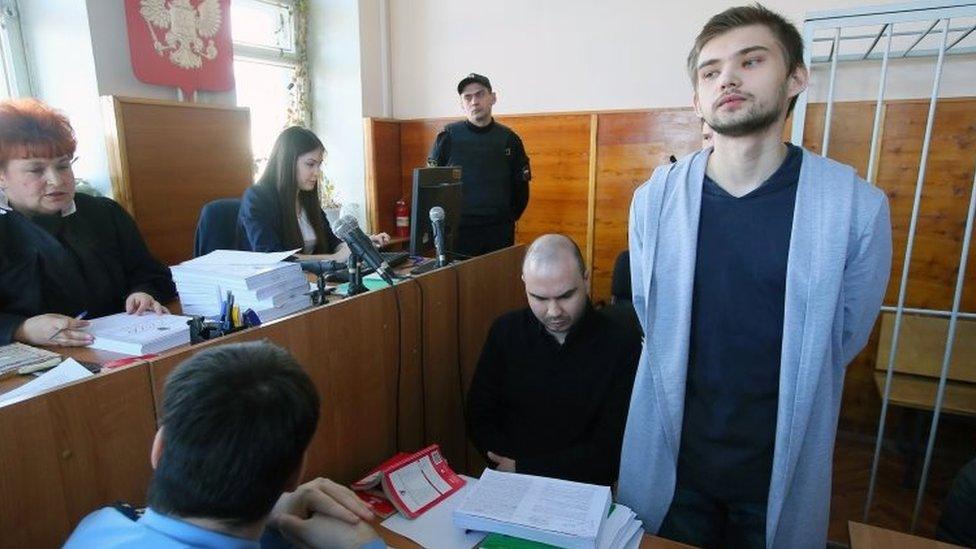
left=791, top=0, right=976, bottom=534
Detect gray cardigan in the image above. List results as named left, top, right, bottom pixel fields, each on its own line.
left=618, top=148, right=892, bottom=548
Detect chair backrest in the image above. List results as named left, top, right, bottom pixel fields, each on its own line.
left=193, top=198, right=243, bottom=257
left=611, top=249, right=632, bottom=302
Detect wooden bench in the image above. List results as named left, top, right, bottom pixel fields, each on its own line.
left=874, top=311, right=976, bottom=417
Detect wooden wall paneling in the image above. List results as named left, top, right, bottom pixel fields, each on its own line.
left=149, top=292, right=403, bottom=485
left=409, top=269, right=466, bottom=470
left=800, top=98, right=976, bottom=432
left=363, top=118, right=403, bottom=234
left=0, top=364, right=157, bottom=549
left=591, top=109, right=703, bottom=303
left=101, top=96, right=254, bottom=266
left=399, top=119, right=450, bottom=202
left=869, top=99, right=976, bottom=313
left=505, top=115, right=592, bottom=253
left=586, top=114, right=598, bottom=282
left=801, top=101, right=875, bottom=178
left=455, top=245, right=528, bottom=475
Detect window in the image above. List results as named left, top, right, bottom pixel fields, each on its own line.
left=231, top=0, right=305, bottom=175
left=0, top=0, right=32, bottom=99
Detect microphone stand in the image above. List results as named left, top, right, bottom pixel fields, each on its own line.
left=345, top=249, right=369, bottom=296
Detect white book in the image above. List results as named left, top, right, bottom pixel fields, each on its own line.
left=453, top=469, right=611, bottom=549
left=176, top=278, right=308, bottom=303
left=181, top=249, right=299, bottom=266
left=171, top=262, right=302, bottom=290
left=84, top=313, right=192, bottom=355
left=251, top=295, right=313, bottom=323
left=600, top=505, right=641, bottom=549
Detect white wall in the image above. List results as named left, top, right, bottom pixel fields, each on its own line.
left=19, top=0, right=109, bottom=194
left=309, top=0, right=371, bottom=229
left=388, top=0, right=976, bottom=119
left=18, top=0, right=235, bottom=196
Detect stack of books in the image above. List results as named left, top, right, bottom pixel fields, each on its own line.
left=171, top=250, right=312, bottom=323
left=85, top=312, right=192, bottom=355
left=454, top=469, right=644, bottom=549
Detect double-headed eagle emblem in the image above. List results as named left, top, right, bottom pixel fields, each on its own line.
left=139, top=0, right=222, bottom=69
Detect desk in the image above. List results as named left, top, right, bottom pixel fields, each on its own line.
left=0, top=362, right=157, bottom=548
left=0, top=246, right=527, bottom=548
left=848, top=521, right=964, bottom=548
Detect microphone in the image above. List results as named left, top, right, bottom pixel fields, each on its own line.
left=331, top=214, right=395, bottom=284
left=430, top=206, right=447, bottom=267
left=297, top=259, right=344, bottom=275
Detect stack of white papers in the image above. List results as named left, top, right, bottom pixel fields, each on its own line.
left=453, top=469, right=644, bottom=549
left=171, top=250, right=312, bottom=323
left=84, top=312, right=192, bottom=355
left=0, top=358, right=93, bottom=408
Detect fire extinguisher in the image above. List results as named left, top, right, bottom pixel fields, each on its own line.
left=395, top=198, right=410, bottom=238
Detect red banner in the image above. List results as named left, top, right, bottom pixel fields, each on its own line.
left=124, top=0, right=234, bottom=96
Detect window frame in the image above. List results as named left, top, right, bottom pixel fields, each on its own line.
left=232, top=0, right=300, bottom=67
left=0, top=0, right=33, bottom=98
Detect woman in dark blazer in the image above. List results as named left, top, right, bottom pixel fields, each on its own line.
left=238, top=126, right=388, bottom=259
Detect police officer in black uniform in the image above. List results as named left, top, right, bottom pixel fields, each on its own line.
left=428, top=73, right=531, bottom=257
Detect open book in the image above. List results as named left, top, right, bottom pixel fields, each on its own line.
left=351, top=444, right=466, bottom=519
left=453, top=469, right=613, bottom=549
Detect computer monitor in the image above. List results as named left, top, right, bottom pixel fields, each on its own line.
left=409, top=166, right=462, bottom=257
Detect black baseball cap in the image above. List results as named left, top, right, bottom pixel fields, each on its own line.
left=457, top=73, right=491, bottom=94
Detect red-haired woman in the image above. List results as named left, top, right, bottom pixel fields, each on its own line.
left=0, top=99, right=176, bottom=346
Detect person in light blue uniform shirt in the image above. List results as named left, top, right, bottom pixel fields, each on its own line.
left=65, top=342, right=385, bottom=549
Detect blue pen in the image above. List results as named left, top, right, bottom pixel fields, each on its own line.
left=219, top=294, right=230, bottom=326
left=49, top=310, right=88, bottom=342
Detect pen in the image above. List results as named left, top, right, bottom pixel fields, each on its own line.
left=48, top=310, right=88, bottom=342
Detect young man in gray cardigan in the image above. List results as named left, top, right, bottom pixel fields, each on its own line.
left=618, top=5, right=892, bottom=548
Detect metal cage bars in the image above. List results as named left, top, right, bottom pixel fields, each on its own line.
left=791, top=1, right=976, bottom=534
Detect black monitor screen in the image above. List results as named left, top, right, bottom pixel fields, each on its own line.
left=409, top=167, right=462, bottom=257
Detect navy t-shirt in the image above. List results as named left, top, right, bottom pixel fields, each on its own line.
left=675, top=143, right=802, bottom=503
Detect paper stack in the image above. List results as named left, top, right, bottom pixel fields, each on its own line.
left=171, top=250, right=312, bottom=323
left=453, top=469, right=644, bottom=549
left=85, top=312, right=192, bottom=355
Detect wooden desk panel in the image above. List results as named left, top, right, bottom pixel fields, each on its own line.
left=0, top=364, right=156, bottom=549
left=0, top=247, right=527, bottom=546
left=148, top=292, right=403, bottom=485
left=411, top=268, right=465, bottom=470
left=848, top=521, right=964, bottom=548
left=455, top=246, right=528, bottom=474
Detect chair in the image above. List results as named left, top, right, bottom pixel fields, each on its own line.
left=603, top=250, right=642, bottom=337
left=610, top=249, right=632, bottom=303
left=193, top=198, right=243, bottom=257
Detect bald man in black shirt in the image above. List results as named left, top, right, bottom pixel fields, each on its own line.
left=465, top=234, right=640, bottom=485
